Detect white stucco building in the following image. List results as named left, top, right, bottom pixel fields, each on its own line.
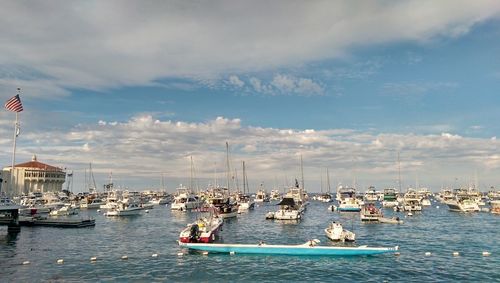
left=1, top=155, right=66, bottom=196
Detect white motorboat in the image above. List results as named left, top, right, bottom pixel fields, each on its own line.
left=49, top=204, right=79, bottom=216
left=324, top=222, right=355, bottom=242
left=378, top=217, right=404, bottom=224
left=237, top=194, right=255, bottom=212
left=272, top=197, right=302, bottom=220
left=382, top=188, right=399, bottom=207
left=254, top=189, right=269, bottom=203
left=170, top=186, right=203, bottom=211
left=403, top=190, right=422, bottom=211
left=105, top=200, right=142, bottom=216
left=446, top=196, right=480, bottom=212
left=364, top=186, right=379, bottom=202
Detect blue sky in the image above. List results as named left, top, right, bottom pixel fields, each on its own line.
left=1, top=1, right=500, bottom=192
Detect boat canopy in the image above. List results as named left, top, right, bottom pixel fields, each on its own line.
left=277, top=197, right=295, bottom=206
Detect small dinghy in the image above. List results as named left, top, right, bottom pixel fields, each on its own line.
left=378, top=217, right=404, bottom=224
left=324, top=222, right=355, bottom=242
left=178, top=240, right=398, bottom=256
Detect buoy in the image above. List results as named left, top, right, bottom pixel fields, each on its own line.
left=145, top=210, right=149, bottom=213
left=436, top=206, right=439, bottom=209
left=202, top=251, right=209, bottom=255
left=453, top=252, right=459, bottom=256
left=121, top=255, right=128, bottom=260
left=482, top=251, right=491, bottom=257
left=57, top=259, right=64, bottom=264
left=229, top=251, right=235, bottom=255
left=152, top=253, right=158, bottom=257
left=97, top=209, right=101, bottom=212
left=177, top=252, right=183, bottom=256
left=425, top=252, right=431, bottom=256
left=394, top=252, right=401, bottom=256
left=90, top=256, right=97, bottom=262
left=22, top=261, right=30, bottom=265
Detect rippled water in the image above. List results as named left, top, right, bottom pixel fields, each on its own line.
left=1, top=200, right=498, bottom=282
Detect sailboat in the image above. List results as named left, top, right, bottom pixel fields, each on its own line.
left=80, top=163, right=103, bottom=209
left=237, top=161, right=255, bottom=212
left=207, top=142, right=238, bottom=219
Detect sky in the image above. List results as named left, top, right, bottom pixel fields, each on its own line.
left=1, top=1, right=500, bottom=193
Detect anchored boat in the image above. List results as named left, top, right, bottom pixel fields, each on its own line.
left=178, top=240, right=398, bottom=256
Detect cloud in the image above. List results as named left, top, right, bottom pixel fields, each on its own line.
left=2, top=114, right=500, bottom=190
left=228, top=75, right=245, bottom=88
left=1, top=1, right=499, bottom=96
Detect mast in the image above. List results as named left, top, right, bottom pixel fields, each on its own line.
left=226, top=142, right=231, bottom=194
left=89, top=163, right=97, bottom=193
left=242, top=161, right=246, bottom=194
left=300, top=155, right=304, bottom=191
left=320, top=173, right=323, bottom=193
left=327, top=168, right=331, bottom=194
left=190, top=156, right=194, bottom=191
left=397, top=152, right=402, bottom=194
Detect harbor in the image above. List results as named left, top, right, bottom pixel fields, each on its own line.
left=1, top=188, right=499, bottom=282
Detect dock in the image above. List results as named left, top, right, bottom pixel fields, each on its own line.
left=18, top=216, right=96, bottom=228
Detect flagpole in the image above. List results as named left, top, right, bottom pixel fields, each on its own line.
left=10, top=110, right=19, bottom=196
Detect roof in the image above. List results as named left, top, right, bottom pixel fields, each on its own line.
left=14, top=160, right=62, bottom=171
left=277, top=197, right=296, bottom=206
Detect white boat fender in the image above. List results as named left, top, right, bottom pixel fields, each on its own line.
left=57, top=259, right=64, bottom=264
left=425, top=252, right=431, bottom=256
left=97, top=209, right=101, bottom=212
left=202, top=251, right=209, bottom=256
left=452, top=252, right=459, bottom=256
left=482, top=251, right=491, bottom=256
left=177, top=252, right=183, bottom=256
left=22, top=261, right=30, bottom=265
left=145, top=210, right=149, bottom=213
left=90, top=256, right=97, bottom=262
left=152, top=253, right=158, bottom=257
left=121, top=255, right=128, bottom=260
left=229, top=251, right=235, bottom=255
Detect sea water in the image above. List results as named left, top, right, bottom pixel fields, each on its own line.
left=0, top=201, right=498, bottom=282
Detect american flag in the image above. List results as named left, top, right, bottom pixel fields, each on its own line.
left=4, top=94, right=23, bottom=112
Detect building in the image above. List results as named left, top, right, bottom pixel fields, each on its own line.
left=1, top=155, right=66, bottom=196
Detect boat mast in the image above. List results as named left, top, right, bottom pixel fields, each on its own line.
left=89, top=163, right=97, bottom=193
left=327, top=168, right=331, bottom=194
left=300, top=154, right=304, bottom=191
left=242, top=161, right=246, bottom=194
left=226, top=142, right=231, bottom=195
left=320, top=173, right=323, bottom=193
left=190, top=156, right=194, bottom=191
left=397, top=152, right=402, bottom=194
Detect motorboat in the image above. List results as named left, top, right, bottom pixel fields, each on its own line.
left=378, top=217, right=404, bottom=224
left=49, top=204, right=79, bottom=216
left=490, top=200, right=500, bottom=214
left=105, top=199, right=142, bottom=216
left=402, top=190, right=422, bottom=211
left=179, top=216, right=223, bottom=243
left=446, top=196, right=480, bottom=212
left=364, top=186, right=378, bottom=202
left=269, top=190, right=281, bottom=201
left=272, top=197, right=301, bottom=220
left=178, top=240, right=399, bottom=256
left=209, top=197, right=238, bottom=219
left=337, top=198, right=362, bottom=212
left=382, top=188, right=399, bottom=207
left=324, top=222, right=355, bottom=242
left=236, top=194, right=255, bottom=212
left=170, top=186, right=203, bottom=211
left=360, top=204, right=383, bottom=222
left=254, top=189, right=269, bottom=203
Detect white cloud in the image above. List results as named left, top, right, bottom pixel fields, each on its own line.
left=2, top=114, right=500, bottom=191
left=228, top=75, right=245, bottom=87
left=1, top=1, right=499, bottom=96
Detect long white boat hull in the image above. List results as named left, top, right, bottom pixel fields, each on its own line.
left=179, top=241, right=398, bottom=256
left=106, top=208, right=142, bottom=216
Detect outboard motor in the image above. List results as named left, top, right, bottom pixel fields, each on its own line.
left=189, top=224, right=199, bottom=242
